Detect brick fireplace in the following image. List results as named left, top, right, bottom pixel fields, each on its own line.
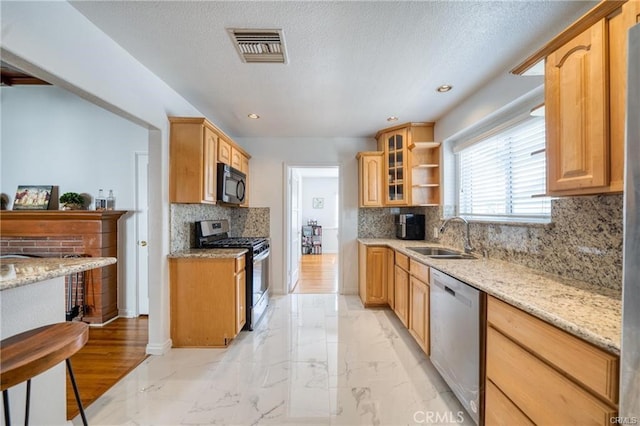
left=0, top=210, right=127, bottom=324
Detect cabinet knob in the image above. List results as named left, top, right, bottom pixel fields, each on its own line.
left=139, top=241, right=148, bottom=247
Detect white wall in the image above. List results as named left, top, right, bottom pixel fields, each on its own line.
left=1, top=85, right=148, bottom=318
left=1, top=1, right=203, bottom=355
left=435, top=73, right=543, bottom=142
left=236, top=137, right=373, bottom=294
left=301, top=177, right=339, bottom=253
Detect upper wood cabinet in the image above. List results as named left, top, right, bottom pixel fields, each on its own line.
left=357, top=151, right=384, bottom=207
left=170, top=117, right=251, bottom=206
left=169, top=117, right=218, bottom=204
left=218, top=137, right=233, bottom=166
left=356, top=122, right=439, bottom=207
left=545, top=19, right=608, bottom=193
left=381, top=128, right=409, bottom=205
left=535, top=1, right=639, bottom=196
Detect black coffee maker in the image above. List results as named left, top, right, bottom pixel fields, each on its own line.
left=395, top=214, right=425, bottom=240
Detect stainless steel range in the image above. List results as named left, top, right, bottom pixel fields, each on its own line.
left=195, top=219, right=270, bottom=330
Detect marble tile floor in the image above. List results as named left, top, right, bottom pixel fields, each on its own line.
left=74, top=294, right=473, bottom=426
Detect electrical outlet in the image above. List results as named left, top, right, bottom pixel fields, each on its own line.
left=433, top=227, right=439, bottom=239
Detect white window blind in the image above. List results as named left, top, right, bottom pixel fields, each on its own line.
left=457, top=115, right=550, bottom=221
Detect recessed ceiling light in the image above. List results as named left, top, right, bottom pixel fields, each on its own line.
left=436, top=85, right=453, bottom=93
left=247, top=113, right=260, bottom=119
left=387, top=116, right=399, bottom=122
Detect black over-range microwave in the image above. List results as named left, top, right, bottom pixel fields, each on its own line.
left=217, top=163, right=246, bottom=205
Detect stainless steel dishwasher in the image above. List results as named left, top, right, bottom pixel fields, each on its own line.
left=430, top=268, right=483, bottom=425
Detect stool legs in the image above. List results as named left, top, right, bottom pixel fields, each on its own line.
left=3, top=390, right=10, bottom=425
left=24, top=380, right=31, bottom=425
left=1, top=361, right=87, bottom=426
left=66, top=359, right=87, bottom=426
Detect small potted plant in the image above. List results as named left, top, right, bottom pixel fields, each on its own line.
left=59, top=192, right=85, bottom=210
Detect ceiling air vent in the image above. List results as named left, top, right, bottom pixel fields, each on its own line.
left=228, top=28, right=288, bottom=64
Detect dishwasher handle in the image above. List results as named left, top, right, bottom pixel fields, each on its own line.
left=444, top=286, right=456, bottom=297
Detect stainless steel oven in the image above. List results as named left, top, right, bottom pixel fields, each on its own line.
left=251, top=244, right=270, bottom=330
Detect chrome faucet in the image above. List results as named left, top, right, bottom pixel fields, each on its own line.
left=439, top=216, right=474, bottom=253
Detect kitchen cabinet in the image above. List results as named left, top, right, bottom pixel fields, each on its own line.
left=359, top=122, right=438, bottom=206
left=358, top=243, right=388, bottom=307
left=386, top=248, right=395, bottom=310
left=235, top=256, right=246, bottom=332
left=170, top=117, right=251, bottom=206
left=393, top=251, right=410, bottom=327
left=218, top=137, right=233, bottom=166
left=218, top=136, right=251, bottom=207
left=545, top=19, right=608, bottom=194
left=408, top=259, right=429, bottom=354
left=486, top=296, right=619, bottom=425
left=381, top=127, right=409, bottom=205
left=356, top=151, right=384, bottom=207
left=169, top=117, right=218, bottom=204
left=541, top=1, right=639, bottom=196
left=410, top=141, right=441, bottom=206
left=170, top=254, right=246, bottom=347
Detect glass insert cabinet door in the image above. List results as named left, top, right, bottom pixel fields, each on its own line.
left=386, top=130, right=408, bottom=204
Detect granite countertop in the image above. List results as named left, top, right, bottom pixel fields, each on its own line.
left=168, top=248, right=248, bottom=259
left=359, top=238, right=622, bottom=355
left=0, top=257, right=117, bottom=291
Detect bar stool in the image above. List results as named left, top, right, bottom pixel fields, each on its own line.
left=1, top=322, right=89, bottom=426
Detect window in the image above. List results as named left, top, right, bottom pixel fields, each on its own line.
left=456, top=115, right=550, bottom=222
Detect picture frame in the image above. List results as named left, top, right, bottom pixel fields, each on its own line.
left=312, top=197, right=324, bottom=209
left=13, top=185, right=53, bottom=210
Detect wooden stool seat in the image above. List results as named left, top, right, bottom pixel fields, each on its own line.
left=1, top=322, right=89, bottom=425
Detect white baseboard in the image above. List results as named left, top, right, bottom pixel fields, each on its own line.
left=146, top=338, right=172, bottom=355
left=88, top=315, right=120, bottom=327
left=118, top=309, right=137, bottom=318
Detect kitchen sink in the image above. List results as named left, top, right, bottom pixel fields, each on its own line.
left=407, top=246, right=476, bottom=259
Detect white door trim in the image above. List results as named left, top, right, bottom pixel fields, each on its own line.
left=135, top=151, right=149, bottom=315
left=283, top=162, right=343, bottom=294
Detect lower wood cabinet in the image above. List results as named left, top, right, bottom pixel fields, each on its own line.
left=358, top=243, right=389, bottom=307
left=393, top=254, right=410, bottom=328
left=408, top=259, right=430, bottom=355
left=170, top=255, right=246, bottom=347
left=485, top=296, right=619, bottom=425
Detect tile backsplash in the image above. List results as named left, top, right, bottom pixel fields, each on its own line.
left=171, top=204, right=270, bottom=252
left=359, top=194, right=623, bottom=291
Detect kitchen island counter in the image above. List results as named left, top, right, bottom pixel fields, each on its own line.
left=359, top=238, right=621, bottom=355
left=0, top=256, right=116, bottom=424
left=0, top=256, right=117, bottom=291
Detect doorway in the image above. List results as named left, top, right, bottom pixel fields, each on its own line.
left=285, top=165, right=341, bottom=294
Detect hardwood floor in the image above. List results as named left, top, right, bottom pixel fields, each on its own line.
left=66, top=317, right=148, bottom=420
left=292, top=253, right=338, bottom=294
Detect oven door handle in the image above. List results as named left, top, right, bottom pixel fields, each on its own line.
left=253, top=249, right=270, bottom=263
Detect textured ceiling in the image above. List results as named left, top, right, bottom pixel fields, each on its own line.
left=70, top=1, right=596, bottom=138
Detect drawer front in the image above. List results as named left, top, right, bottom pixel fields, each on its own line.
left=487, top=296, right=618, bottom=404
left=236, top=255, right=246, bottom=272
left=396, top=251, right=409, bottom=271
left=409, top=259, right=429, bottom=283
left=487, top=326, right=617, bottom=425
left=485, top=379, right=534, bottom=426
